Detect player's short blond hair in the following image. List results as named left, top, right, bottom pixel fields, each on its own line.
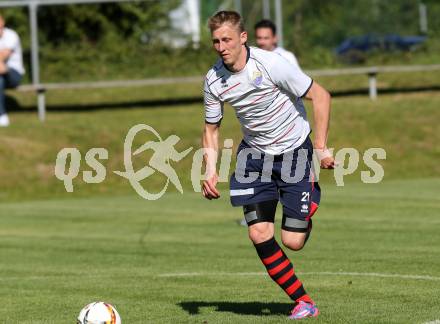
left=208, top=11, right=245, bottom=33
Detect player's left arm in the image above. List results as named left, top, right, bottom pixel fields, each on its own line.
left=269, top=57, right=335, bottom=169
left=304, top=82, right=336, bottom=169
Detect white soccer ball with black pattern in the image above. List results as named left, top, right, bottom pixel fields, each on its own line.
left=77, top=301, right=121, bottom=324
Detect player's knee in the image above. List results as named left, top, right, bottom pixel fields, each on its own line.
left=281, top=235, right=305, bottom=251
left=248, top=223, right=274, bottom=244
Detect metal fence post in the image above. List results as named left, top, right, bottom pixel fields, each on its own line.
left=368, top=72, right=377, bottom=100
left=29, top=2, right=45, bottom=121
left=263, top=0, right=270, bottom=19
left=234, top=0, right=242, bottom=13
left=274, top=0, right=283, bottom=48
left=419, top=2, right=428, bottom=34
left=37, top=88, right=46, bottom=121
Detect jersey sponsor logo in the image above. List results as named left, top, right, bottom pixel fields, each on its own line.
left=301, top=204, right=309, bottom=213
left=252, top=70, right=263, bottom=87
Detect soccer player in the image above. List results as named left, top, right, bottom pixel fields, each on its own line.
left=201, top=11, right=335, bottom=319
left=255, top=19, right=300, bottom=68
left=238, top=18, right=304, bottom=227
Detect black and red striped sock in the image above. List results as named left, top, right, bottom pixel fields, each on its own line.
left=254, top=237, right=313, bottom=304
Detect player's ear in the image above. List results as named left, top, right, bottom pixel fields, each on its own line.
left=240, top=31, right=248, bottom=45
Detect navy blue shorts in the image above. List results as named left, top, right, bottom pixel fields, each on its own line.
left=230, top=137, right=321, bottom=231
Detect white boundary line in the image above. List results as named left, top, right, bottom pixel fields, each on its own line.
left=158, top=271, right=440, bottom=281
left=2, top=271, right=439, bottom=282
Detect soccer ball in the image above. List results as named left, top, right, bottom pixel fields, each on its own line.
left=77, top=301, right=121, bottom=324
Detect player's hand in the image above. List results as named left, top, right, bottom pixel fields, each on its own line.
left=315, top=148, right=337, bottom=169
left=202, top=173, right=220, bottom=200
left=320, top=156, right=337, bottom=169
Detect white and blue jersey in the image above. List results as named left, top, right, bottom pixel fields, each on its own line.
left=204, top=46, right=313, bottom=155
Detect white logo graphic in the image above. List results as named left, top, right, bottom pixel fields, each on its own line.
left=301, top=191, right=310, bottom=202
left=114, top=124, right=192, bottom=200
left=54, top=124, right=387, bottom=199
left=301, top=204, right=309, bottom=213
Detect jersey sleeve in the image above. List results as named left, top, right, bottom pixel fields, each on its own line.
left=286, top=52, right=300, bottom=69
left=269, top=57, right=313, bottom=98
left=204, top=79, right=224, bottom=124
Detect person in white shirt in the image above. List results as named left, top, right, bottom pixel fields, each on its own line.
left=201, top=11, right=335, bottom=319
left=254, top=19, right=300, bottom=68
left=0, top=14, right=25, bottom=127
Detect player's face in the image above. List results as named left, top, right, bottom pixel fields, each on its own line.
left=211, top=24, right=247, bottom=66
left=255, top=27, right=277, bottom=51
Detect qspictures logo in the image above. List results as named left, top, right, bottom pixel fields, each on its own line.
left=55, top=124, right=386, bottom=200
left=113, top=124, right=192, bottom=200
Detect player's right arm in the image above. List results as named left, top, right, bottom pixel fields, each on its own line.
left=201, top=77, right=223, bottom=200
left=202, top=122, right=220, bottom=199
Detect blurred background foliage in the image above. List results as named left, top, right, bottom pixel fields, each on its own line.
left=0, top=0, right=439, bottom=82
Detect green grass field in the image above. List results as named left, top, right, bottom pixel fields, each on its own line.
left=0, top=179, right=439, bottom=323
left=1, top=91, right=440, bottom=201
left=1, top=87, right=440, bottom=323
